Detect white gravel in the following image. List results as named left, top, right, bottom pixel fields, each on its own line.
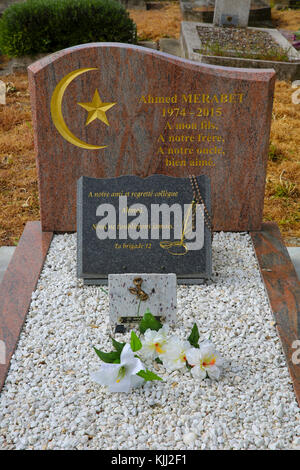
left=0, top=232, right=299, bottom=450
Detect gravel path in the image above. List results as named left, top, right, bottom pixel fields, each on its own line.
left=0, top=232, right=299, bottom=450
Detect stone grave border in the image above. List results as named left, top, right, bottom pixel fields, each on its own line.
left=180, top=22, right=300, bottom=82
left=0, top=221, right=299, bottom=406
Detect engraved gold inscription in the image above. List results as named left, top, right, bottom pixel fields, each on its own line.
left=50, top=68, right=116, bottom=150
left=138, top=92, right=244, bottom=168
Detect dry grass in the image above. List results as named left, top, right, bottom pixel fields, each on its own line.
left=272, top=8, right=300, bottom=31
left=0, top=5, right=299, bottom=246
left=0, top=75, right=39, bottom=245
left=264, top=81, right=300, bottom=242
left=129, top=3, right=300, bottom=43
left=129, top=2, right=182, bottom=41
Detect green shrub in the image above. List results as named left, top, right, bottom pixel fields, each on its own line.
left=0, top=0, right=137, bottom=57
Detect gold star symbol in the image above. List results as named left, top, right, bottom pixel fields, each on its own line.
left=77, top=89, right=116, bottom=126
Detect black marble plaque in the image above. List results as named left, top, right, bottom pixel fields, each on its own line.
left=77, top=175, right=212, bottom=284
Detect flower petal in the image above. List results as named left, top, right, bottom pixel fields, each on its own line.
left=90, top=363, right=119, bottom=386
left=207, top=365, right=221, bottom=381
left=140, top=343, right=156, bottom=359
left=120, top=343, right=135, bottom=364
left=186, top=348, right=201, bottom=366
left=127, top=357, right=145, bottom=376
left=141, top=326, right=169, bottom=360
left=108, top=374, right=132, bottom=393
left=144, top=329, right=159, bottom=342
left=191, top=365, right=207, bottom=380
left=199, top=342, right=216, bottom=358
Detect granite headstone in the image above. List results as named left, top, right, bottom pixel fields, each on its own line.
left=77, top=174, right=211, bottom=284
left=213, top=0, right=251, bottom=27
left=28, top=43, right=275, bottom=233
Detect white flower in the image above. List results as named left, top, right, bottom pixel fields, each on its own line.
left=140, top=325, right=169, bottom=359
left=162, top=336, right=192, bottom=371
left=186, top=340, right=223, bottom=381
left=90, top=344, right=145, bottom=393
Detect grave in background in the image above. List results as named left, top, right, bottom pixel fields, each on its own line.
left=213, top=0, right=251, bottom=27
left=180, top=0, right=271, bottom=26
left=181, top=22, right=300, bottom=81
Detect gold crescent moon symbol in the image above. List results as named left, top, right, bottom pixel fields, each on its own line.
left=50, top=68, right=106, bottom=150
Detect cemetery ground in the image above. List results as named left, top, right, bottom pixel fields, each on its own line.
left=0, top=3, right=299, bottom=247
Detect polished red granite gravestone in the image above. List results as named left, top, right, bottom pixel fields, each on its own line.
left=28, top=43, right=275, bottom=233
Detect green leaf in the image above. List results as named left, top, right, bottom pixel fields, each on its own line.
left=93, top=347, right=120, bottom=364
left=139, top=310, right=163, bottom=334
left=136, top=369, right=162, bottom=381
left=110, top=337, right=126, bottom=353
left=188, top=323, right=200, bottom=348
left=130, top=331, right=142, bottom=352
